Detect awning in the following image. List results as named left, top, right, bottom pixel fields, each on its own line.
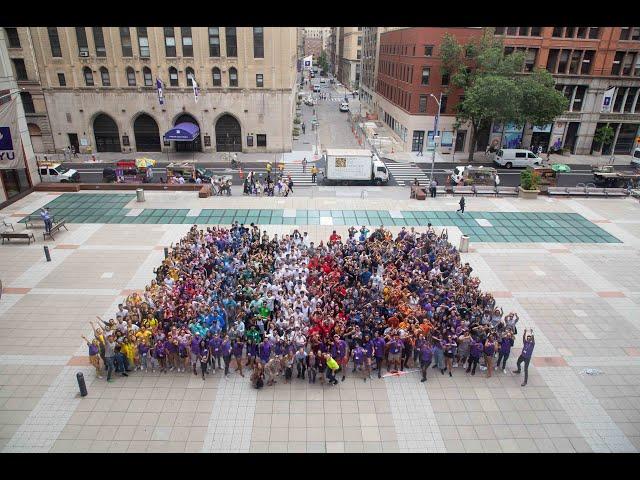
left=164, top=122, right=200, bottom=141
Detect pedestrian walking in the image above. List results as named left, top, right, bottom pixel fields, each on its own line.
left=40, top=207, right=52, bottom=234
left=494, top=173, right=501, bottom=189
left=513, top=329, right=535, bottom=386
left=302, top=157, right=308, bottom=173
left=419, top=340, right=433, bottom=382
left=457, top=195, right=466, bottom=214
left=311, top=165, right=317, bottom=183
left=430, top=178, right=437, bottom=198
left=301, top=123, right=306, bottom=135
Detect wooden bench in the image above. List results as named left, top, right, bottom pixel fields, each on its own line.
left=452, top=185, right=474, bottom=195
left=24, top=214, right=55, bottom=229
left=43, top=219, right=68, bottom=241
left=199, top=184, right=212, bottom=198
left=604, top=188, right=629, bottom=197
left=1, top=232, right=36, bottom=245
left=475, top=185, right=497, bottom=196
left=496, top=186, right=518, bottom=196
left=548, top=187, right=569, bottom=196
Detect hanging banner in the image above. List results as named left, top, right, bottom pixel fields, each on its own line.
left=601, top=87, right=615, bottom=113
left=303, top=55, right=313, bottom=71
left=0, top=95, right=23, bottom=170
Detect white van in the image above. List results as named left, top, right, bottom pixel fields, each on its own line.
left=494, top=149, right=542, bottom=169
left=631, top=148, right=640, bottom=168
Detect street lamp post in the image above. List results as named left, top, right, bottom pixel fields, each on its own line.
left=428, top=92, right=443, bottom=184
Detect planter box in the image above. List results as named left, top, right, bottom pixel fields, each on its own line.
left=519, top=188, right=540, bottom=199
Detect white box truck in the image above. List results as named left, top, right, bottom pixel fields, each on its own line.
left=323, top=149, right=389, bottom=186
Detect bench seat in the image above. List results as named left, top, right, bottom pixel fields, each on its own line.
left=1, top=232, right=36, bottom=245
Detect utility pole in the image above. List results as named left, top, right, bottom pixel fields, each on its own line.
left=429, top=92, right=442, bottom=183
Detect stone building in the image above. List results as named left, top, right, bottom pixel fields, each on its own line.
left=3, top=27, right=297, bottom=155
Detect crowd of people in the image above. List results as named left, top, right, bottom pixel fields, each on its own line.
left=84, top=222, right=535, bottom=388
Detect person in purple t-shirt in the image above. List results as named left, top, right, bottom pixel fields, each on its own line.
left=388, top=335, right=404, bottom=373
left=190, top=334, right=201, bottom=376
left=419, top=340, right=433, bottom=382
left=199, top=340, right=210, bottom=380
left=466, top=338, right=483, bottom=376
left=351, top=343, right=367, bottom=382
left=221, top=335, right=232, bottom=376
left=232, top=338, right=245, bottom=377
left=483, top=335, right=497, bottom=378
left=373, top=332, right=386, bottom=379
left=497, top=330, right=514, bottom=374
left=513, top=329, right=535, bottom=387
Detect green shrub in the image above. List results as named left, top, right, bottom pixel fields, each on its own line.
left=292, top=127, right=300, bottom=136
left=520, top=168, right=540, bottom=190
left=293, top=117, right=301, bottom=124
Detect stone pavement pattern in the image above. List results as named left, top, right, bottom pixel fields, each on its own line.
left=0, top=191, right=639, bottom=453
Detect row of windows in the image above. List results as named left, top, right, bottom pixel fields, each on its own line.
left=418, top=94, right=448, bottom=114
left=379, top=60, right=414, bottom=83
left=620, top=27, right=640, bottom=41
left=76, top=66, right=264, bottom=88
left=610, top=86, right=640, bottom=113
left=551, top=27, right=601, bottom=39
left=504, top=47, right=538, bottom=72
left=494, top=27, right=543, bottom=37
left=546, top=49, right=595, bottom=75
left=555, top=85, right=587, bottom=112
left=612, top=51, right=640, bottom=76
left=44, top=27, right=264, bottom=60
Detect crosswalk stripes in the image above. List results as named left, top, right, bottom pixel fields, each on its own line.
left=384, top=161, right=431, bottom=186
left=280, top=162, right=315, bottom=186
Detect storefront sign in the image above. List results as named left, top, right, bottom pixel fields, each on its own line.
left=441, top=131, right=453, bottom=147
left=0, top=96, right=23, bottom=169
left=80, top=138, right=89, bottom=146
left=246, top=135, right=254, bottom=147
left=533, top=124, right=552, bottom=133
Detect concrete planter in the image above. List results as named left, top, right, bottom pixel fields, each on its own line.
left=519, top=188, right=540, bottom=199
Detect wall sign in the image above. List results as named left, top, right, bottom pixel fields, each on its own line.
left=122, top=135, right=130, bottom=146
left=204, top=135, right=211, bottom=147
left=246, top=135, right=254, bottom=147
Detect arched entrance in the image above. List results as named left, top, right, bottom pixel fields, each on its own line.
left=133, top=113, right=161, bottom=152
left=215, top=114, right=242, bottom=152
left=173, top=114, right=201, bottom=152
left=93, top=113, right=121, bottom=152
left=28, top=123, right=44, bottom=153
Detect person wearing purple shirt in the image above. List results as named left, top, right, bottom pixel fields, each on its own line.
left=388, top=335, right=403, bottom=372
left=165, top=338, right=178, bottom=372
left=466, top=338, right=483, bottom=376
left=373, top=332, right=386, bottom=379
left=138, top=342, right=149, bottom=371
left=221, top=335, right=232, bottom=376
left=419, top=341, right=433, bottom=382
left=513, top=329, right=535, bottom=387
left=362, top=335, right=374, bottom=380
left=210, top=334, right=223, bottom=372
left=190, top=335, right=201, bottom=376
left=154, top=340, right=167, bottom=373
left=351, top=344, right=367, bottom=382
left=178, top=339, right=189, bottom=373
left=483, top=335, right=497, bottom=378
left=199, top=340, right=210, bottom=380
left=259, top=340, right=271, bottom=364
left=497, top=331, right=514, bottom=374
left=332, top=335, right=348, bottom=382
left=232, top=339, right=245, bottom=377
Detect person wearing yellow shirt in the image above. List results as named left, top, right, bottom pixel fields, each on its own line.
left=325, top=353, right=340, bottom=386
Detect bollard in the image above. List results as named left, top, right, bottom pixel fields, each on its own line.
left=136, top=188, right=145, bottom=202
left=76, top=372, right=87, bottom=397
left=164, top=247, right=169, bottom=259
left=44, top=245, right=51, bottom=262
left=459, top=235, right=470, bottom=253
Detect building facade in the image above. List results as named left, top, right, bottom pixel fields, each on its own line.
left=337, top=27, right=362, bottom=90
left=495, top=26, right=640, bottom=155
left=0, top=28, right=39, bottom=203
left=360, top=27, right=402, bottom=115
left=376, top=27, right=484, bottom=154
left=328, top=28, right=339, bottom=76
left=5, top=27, right=297, bottom=156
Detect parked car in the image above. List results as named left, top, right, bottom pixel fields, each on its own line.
left=494, top=149, right=542, bottom=169
left=304, top=97, right=316, bottom=106
left=631, top=147, right=640, bottom=169
left=313, top=84, right=321, bottom=93
left=339, top=102, right=350, bottom=112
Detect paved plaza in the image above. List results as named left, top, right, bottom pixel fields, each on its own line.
left=0, top=189, right=639, bottom=453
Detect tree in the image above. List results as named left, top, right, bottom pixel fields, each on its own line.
left=441, top=28, right=568, bottom=161
left=318, top=51, right=329, bottom=73
left=593, top=124, right=615, bottom=153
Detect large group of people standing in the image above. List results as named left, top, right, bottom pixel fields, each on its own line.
left=85, top=222, right=535, bottom=389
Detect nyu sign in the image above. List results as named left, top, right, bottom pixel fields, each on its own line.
left=0, top=126, right=16, bottom=163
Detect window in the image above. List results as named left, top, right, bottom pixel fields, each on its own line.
left=212, top=67, right=221, bottom=86
left=168, top=67, right=178, bottom=86
left=357, top=50, right=361, bottom=60
left=256, top=134, right=267, bottom=147
left=126, top=67, right=136, bottom=86
left=622, top=52, right=635, bottom=75
left=441, top=72, right=449, bottom=86
left=440, top=95, right=448, bottom=113
left=20, top=92, right=34, bottom=113
left=624, top=87, right=638, bottom=113
left=515, top=152, right=526, bottom=158
left=524, top=49, right=537, bottom=72
left=421, top=67, right=430, bottom=85
left=229, top=67, right=238, bottom=87
left=12, top=59, right=28, bottom=81
left=519, top=27, right=530, bottom=36
left=531, top=27, right=542, bottom=36
left=93, top=27, right=106, bottom=57
left=256, top=73, right=264, bottom=87
left=357, top=36, right=362, bottom=46
left=5, top=28, right=20, bottom=48
left=83, top=67, right=94, bottom=86
left=613, top=88, right=625, bottom=112
left=424, top=45, right=433, bottom=57
left=506, top=27, right=517, bottom=35
left=181, top=27, right=193, bottom=57
left=581, top=50, right=594, bottom=74
left=552, top=27, right=563, bottom=37
left=120, top=27, right=132, bottom=57
left=76, top=27, right=89, bottom=55
left=143, top=67, right=152, bottom=86
left=48, top=27, right=62, bottom=57
left=100, top=67, right=110, bottom=86
left=253, top=27, right=264, bottom=58
left=57, top=73, right=66, bottom=86
left=185, top=67, right=195, bottom=86
left=164, top=27, right=176, bottom=57
left=208, top=27, right=220, bottom=57
left=576, top=27, right=588, bottom=39
left=557, top=50, right=570, bottom=73
left=619, top=27, right=639, bottom=40
left=137, top=27, right=150, bottom=57
left=588, top=27, right=600, bottom=39
left=494, top=27, right=505, bottom=35
left=565, top=27, right=575, bottom=38
left=226, top=27, right=238, bottom=57
left=612, top=51, right=624, bottom=75
left=569, top=50, right=582, bottom=74
left=572, top=86, right=587, bottom=111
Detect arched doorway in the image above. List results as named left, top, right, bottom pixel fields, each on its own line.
left=173, top=114, right=201, bottom=152
left=28, top=123, right=44, bottom=153
left=93, top=113, right=121, bottom=152
left=133, top=113, right=161, bottom=152
left=215, top=114, right=242, bottom=152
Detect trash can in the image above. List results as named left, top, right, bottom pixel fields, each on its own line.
left=76, top=372, right=87, bottom=397
left=459, top=235, right=470, bottom=253
left=136, top=188, right=145, bottom=202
